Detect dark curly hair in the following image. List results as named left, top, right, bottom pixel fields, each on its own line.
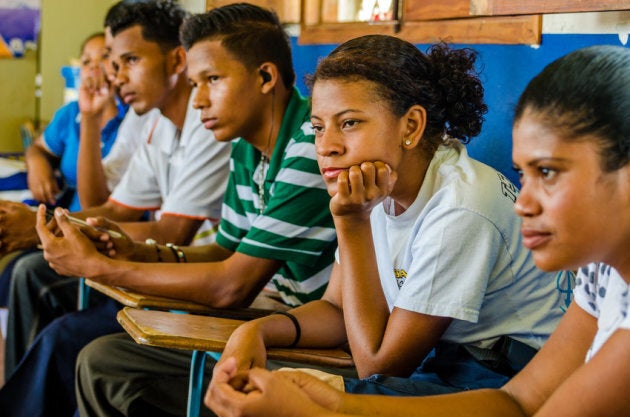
left=107, top=0, right=188, bottom=52
left=180, top=3, right=295, bottom=89
left=515, top=45, right=630, bottom=172
left=307, top=35, right=487, bottom=147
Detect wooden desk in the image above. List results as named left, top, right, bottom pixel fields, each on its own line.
left=118, top=307, right=354, bottom=368
left=85, top=279, right=275, bottom=320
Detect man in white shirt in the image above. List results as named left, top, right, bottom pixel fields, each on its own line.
left=0, top=4, right=231, bottom=411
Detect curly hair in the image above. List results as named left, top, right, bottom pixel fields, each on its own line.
left=307, top=35, right=487, bottom=147
left=515, top=45, right=630, bottom=172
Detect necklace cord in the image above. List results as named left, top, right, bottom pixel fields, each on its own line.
left=258, top=89, right=275, bottom=214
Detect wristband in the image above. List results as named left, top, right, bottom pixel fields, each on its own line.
left=273, top=311, right=301, bottom=348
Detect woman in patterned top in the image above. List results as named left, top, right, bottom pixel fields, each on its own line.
left=206, top=45, right=630, bottom=417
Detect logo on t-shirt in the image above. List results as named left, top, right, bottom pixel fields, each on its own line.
left=497, top=172, right=518, bottom=202
left=394, top=268, right=407, bottom=289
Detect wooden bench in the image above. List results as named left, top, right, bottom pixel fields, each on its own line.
left=86, top=280, right=354, bottom=417
left=117, top=307, right=354, bottom=417
left=85, top=279, right=276, bottom=320
left=117, top=307, right=354, bottom=368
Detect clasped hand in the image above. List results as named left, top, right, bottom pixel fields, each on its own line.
left=206, top=357, right=344, bottom=417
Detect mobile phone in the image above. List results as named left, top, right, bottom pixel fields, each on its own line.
left=42, top=208, right=123, bottom=239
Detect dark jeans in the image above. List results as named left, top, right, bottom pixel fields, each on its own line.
left=0, top=249, right=37, bottom=307
left=344, top=342, right=515, bottom=396
left=5, top=252, right=82, bottom=377
left=0, top=298, right=122, bottom=417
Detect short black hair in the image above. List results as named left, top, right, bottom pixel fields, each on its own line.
left=103, top=0, right=149, bottom=29
left=515, top=45, right=630, bottom=172
left=107, top=0, right=188, bottom=51
left=180, top=3, right=295, bottom=88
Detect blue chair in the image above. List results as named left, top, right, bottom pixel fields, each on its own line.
left=77, top=277, right=90, bottom=310
left=188, top=350, right=221, bottom=417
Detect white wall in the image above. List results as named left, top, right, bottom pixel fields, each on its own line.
left=543, top=11, right=630, bottom=45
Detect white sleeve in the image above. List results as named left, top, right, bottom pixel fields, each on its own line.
left=102, top=109, right=159, bottom=191
left=109, top=118, right=163, bottom=210
left=110, top=115, right=231, bottom=219
left=159, top=122, right=231, bottom=220
left=394, top=207, right=504, bottom=323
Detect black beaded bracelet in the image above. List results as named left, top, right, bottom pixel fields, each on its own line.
left=166, top=243, right=187, bottom=263
left=273, top=311, right=301, bottom=348
left=145, top=239, right=162, bottom=262
left=165, top=243, right=179, bottom=262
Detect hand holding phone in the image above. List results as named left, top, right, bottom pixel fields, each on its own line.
left=44, top=208, right=123, bottom=239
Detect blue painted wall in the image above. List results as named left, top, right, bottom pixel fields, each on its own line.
left=290, top=34, right=629, bottom=186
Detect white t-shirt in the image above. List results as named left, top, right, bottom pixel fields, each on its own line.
left=109, top=91, right=231, bottom=238
left=102, top=108, right=160, bottom=192
left=574, top=263, right=630, bottom=362
left=371, top=142, right=568, bottom=349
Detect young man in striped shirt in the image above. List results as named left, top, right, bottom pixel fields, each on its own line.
left=34, top=3, right=337, bottom=416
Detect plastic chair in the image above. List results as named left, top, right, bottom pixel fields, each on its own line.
left=77, top=277, right=90, bottom=310
left=188, top=350, right=221, bottom=417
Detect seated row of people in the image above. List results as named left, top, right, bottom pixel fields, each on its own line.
left=0, top=30, right=141, bottom=306
left=207, top=41, right=630, bottom=417
left=0, top=2, right=333, bottom=416
left=24, top=32, right=122, bottom=212
left=0, top=1, right=232, bottom=415
left=2, top=1, right=627, bottom=417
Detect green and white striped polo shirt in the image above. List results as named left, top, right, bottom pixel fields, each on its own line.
left=216, top=88, right=337, bottom=307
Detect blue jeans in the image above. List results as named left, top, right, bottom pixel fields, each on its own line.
left=344, top=343, right=512, bottom=396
